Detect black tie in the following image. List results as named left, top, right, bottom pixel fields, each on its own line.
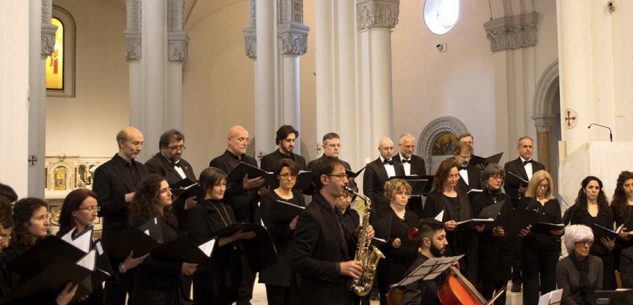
left=523, top=160, right=533, bottom=166
left=402, top=159, right=411, bottom=164
left=383, top=159, right=394, bottom=165
left=458, top=166, right=468, bottom=171
left=172, top=160, right=181, bottom=168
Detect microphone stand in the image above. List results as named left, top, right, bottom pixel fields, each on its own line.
left=587, top=123, right=613, bottom=142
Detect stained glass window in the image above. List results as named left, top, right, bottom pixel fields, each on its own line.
left=46, top=18, right=64, bottom=90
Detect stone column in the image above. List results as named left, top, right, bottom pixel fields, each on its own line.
left=0, top=0, right=30, bottom=197
left=532, top=114, right=556, bottom=171
left=167, top=0, right=188, bottom=130
left=255, top=0, right=277, bottom=156
left=357, top=0, right=399, bottom=160
left=314, top=0, right=335, bottom=152
left=27, top=0, right=57, bottom=197
left=278, top=0, right=309, bottom=155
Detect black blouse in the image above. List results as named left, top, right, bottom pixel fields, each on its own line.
left=519, top=197, right=562, bottom=249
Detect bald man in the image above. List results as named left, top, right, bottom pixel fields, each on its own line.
left=363, top=138, right=405, bottom=221
left=93, top=126, right=149, bottom=305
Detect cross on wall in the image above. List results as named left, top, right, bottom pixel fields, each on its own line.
left=565, top=110, right=577, bottom=127
left=28, top=155, right=37, bottom=166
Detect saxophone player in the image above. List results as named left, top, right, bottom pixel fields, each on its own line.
left=293, top=156, right=375, bottom=305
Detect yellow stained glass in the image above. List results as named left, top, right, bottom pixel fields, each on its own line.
left=46, top=18, right=64, bottom=90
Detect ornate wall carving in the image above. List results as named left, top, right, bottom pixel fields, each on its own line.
left=484, top=12, right=538, bottom=52
left=356, top=0, right=400, bottom=31
left=243, top=0, right=257, bottom=59
left=124, top=0, right=142, bottom=61
left=41, top=0, right=58, bottom=58
left=277, top=0, right=309, bottom=56
left=168, top=0, right=189, bottom=63
left=417, top=116, right=469, bottom=174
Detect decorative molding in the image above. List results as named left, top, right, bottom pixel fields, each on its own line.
left=356, top=0, right=400, bottom=31
left=484, top=12, right=538, bottom=52
left=41, top=0, right=58, bottom=58
left=243, top=0, right=257, bottom=59
left=533, top=59, right=559, bottom=115
left=417, top=116, right=468, bottom=174
left=168, top=0, right=185, bottom=32
left=278, top=0, right=303, bottom=25
left=532, top=114, right=556, bottom=133
left=124, top=0, right=142, bottom=61
left=277, top=23, right=309, bottom=56
left=168, top=32, right=189, bottom=63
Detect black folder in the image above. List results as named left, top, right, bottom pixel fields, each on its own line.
left=484, top=152, right=504, bottom=165
left=419, top=175, right=435, bottom=196
left=503, top=209, right=536, bottom=235
left=346, top=167, right=366, bottom=179
left=93, top=240, right=113, bottom=288
left=388, top=176, right=429, bottom=197
left=7, top=236, right=86, bottom=279
left=171, top=178, right=205, bottom=200
left=293, top=171, right=313, bottom=191
left=104, top=217, right=163, bottom=262
left=530, top=222, right=565, bottom=235
left=2, top=257, right=92, bottom=305
left=265, top=200, right=305, bottom=225
left=213, top=223, right=277, bottom=272
left=478, top=201, right=505, bottom=220
left=591, top=223, right=622, bottom=240
left=151, top=236, right=216, bottom=264
left=226, top=162, right=275, bottom=187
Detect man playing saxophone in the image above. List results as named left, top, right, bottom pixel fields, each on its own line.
left=293, top=156, right=375, bottom=305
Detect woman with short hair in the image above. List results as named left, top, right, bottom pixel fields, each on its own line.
left=556, top=225, right=603, bottom=305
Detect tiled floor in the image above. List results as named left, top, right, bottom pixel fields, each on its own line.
left=251, top=280, right=525, bottom=305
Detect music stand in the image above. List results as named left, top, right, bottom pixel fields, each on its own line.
left=389, top=255, right=464, bottom=288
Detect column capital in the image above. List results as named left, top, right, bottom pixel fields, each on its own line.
left=356, top=0, right=400, bottom=31
left=532, top=114, right=556, bottom=133
left=124, top=0, right=142, bottom=61
left=41, top=0, right=57, bottom=59
left=168, top=32, right=189, bottom=63
left=242, top=0, right=257, bottom=60
left=484, top=12, right=538, bottom=52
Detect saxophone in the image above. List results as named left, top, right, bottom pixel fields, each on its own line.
left=343, top=186, right=385, bottom=297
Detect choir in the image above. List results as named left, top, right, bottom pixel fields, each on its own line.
left=1, top=126, right=633, bottom=305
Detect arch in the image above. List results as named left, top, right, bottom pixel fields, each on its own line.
left=417, top=116, right=469, bottom=174
left=47, top=5, right=76, bottom=98
left=533, top=59, right=559, bottom=116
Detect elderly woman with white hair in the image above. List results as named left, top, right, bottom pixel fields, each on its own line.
left=556, top=225, right=603, bottom=305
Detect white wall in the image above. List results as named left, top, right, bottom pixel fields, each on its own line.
left=46, top=0, right=128, bottom=157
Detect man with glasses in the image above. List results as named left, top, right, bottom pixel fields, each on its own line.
left=260, top=125, right=306, bottom=172
left=453, top=143, right=482, bottom=196
left=307, top=133, right=351, bottom=171
left=146, top=129, right=198, bottom=234
left=293, top=156, right=374, bottom=305
left=94, top=126, right=149, bottom=305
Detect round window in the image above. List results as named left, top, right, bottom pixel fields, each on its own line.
left=424, top=0, right=460, bottom=35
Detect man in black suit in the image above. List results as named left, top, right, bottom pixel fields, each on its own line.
left=145, top=129, right=197, bottom=233
left=459, top=133, right=486, bottom=170
left=93, top=126, right=149, bottom=305
left=453, top=143, right=482, bottom=194
left=364, top=138, right=405, bottom=221
left=503, top=136, right=545, bottom=201
left=209, top=125, right=263, bottom=305
left=503, top=136, right=545, bottom=293
left=306, top=132, right=352, bottom=171
left=293, top=156, right=374, bottom=305
left=260, top=125, right=307, bottom=172
left=393, top=133, right=426, bottom=218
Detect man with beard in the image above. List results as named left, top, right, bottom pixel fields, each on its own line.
left=260, top=125, right=306, bottom=172
left=453, top=143, right=482, bottom=195
left=401, top=218, right=449, bottom=305
left=94, top=126, right=149, bottom=305
left=458, top=133, right=486, bottom=170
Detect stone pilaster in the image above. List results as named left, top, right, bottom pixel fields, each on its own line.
left=242, top=0, right=257, bottom=59
left=532, top=114, right=556, bottom=171
left=484, top=12, right=538, bottom=52
left=168, top=0, right=188, bottom=63
left=124, top=0, right=142, bottom=61
left=41, top=0, right=57, bottom=59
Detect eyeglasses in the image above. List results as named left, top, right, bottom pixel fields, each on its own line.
left=328, top=173, right=348, bottom=179
left=537, top=184, right=549, bottom=189
left=326, top=144, right=341, bottom=148
left=490, top=176, right=504, bottom=181
left=576, top=240, right=593, bottom=246
left=77, top=206, right=101, bottom=212
left=447, top=174, right=460, bottom=180
left=0, top=235, right=11, bottom=243
left=279, top=173, right=298, bottom=179
left=167, top=145, right=186, bottom=151
left=397, top=192, right=411, bottom=196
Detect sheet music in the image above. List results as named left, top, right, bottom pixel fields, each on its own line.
left=390, top=255, right=464, bottom=287
left=199, top=239, right=216, bottom=257
left=434, top=211, right=444, bottom=222
left=95, top=241, right=104, bottom=255
left=456, top=218, right=494, bottom=225
left=76, top=249, right=97, bottom=271
left=538, top=289, right=562, bottom=305
left=60, top=227, right=93, bottom=253
left=507, top=170, right=529, bottom=183
left=275, top=199, right=306, bottom=210
left=144, top=229, right=150, bottom=236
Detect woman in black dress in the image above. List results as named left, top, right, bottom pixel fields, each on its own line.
left=519, top=170, right=564, bottom=305
left=611, top=171, right=633, bottom=267
left=422, top=159, right=482, bottom=283
left=2, top=198, right=77, bottom=305
left=128, top=174, right=198, bottom=305
left=374, top=179, right=419, bottom=305
left=564, top=175, right=615, bottom=290
left=259, top=159, right=305, bottom=305
left=188, top=167, right=256, bottom=305
left=471, top=163, right=513, bottom=305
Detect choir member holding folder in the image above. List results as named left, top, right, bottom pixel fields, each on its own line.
left=259, top=159, right=305, bottom=305
left=422, top=159, right=481, bottom=283
left=611, top=171, right=633, bottom=268
left=3, top=198, right=78, bottom=305
left=563, top=176, right=615, bottom=290
left=127, top=175, right=198, bottom=305
left=471, top=164, right=512, bottom=305
left=189, top=167, right=256, bottom=305
left=517, top=170, right=563, bottom=305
